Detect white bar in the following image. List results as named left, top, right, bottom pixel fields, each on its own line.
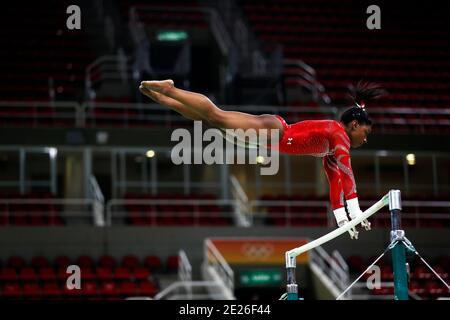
left=287, top=194, right=390, bottom=260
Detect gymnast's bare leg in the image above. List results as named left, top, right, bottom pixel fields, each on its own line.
left=139, top=79, right=284, bottom=142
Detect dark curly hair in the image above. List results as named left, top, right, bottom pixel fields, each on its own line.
left=340, top=81, right=387, bottom=125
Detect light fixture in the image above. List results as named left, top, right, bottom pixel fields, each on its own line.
left=406, top=153, right=416, bottom=166
left=256, top=156, right=265, bottom=164
left=146, top=150, right=155, bottom=158
left=46, top=147, right=58, bottom=159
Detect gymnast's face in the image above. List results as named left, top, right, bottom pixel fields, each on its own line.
left=347, top=121, right=372, bottom=148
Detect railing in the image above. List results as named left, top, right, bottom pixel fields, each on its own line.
left=0, top=101, right=81, bottom=127
left=84, top=55, right=133, bottom=103
left=178, top=250, right=192, bottom=283
left=82, top=101, right=188, bottom=128
left=1, top=100, right=450, bottom=134
left=177, top=249, right=192, bottom=300
left=360, top=200, right=450, bottom=228
left=155, top=242, right=232, bottom=300
left=202, top=239, right=235, bottom=299
left=0, top=198, right=104, bottom=226
left=248, top=199, right=450, bottom=228
left=1, top=197, right=450, bottom=227
left=283, top=59, right=331, bottom=104
left=88, top=176, right=106, bottom=227
left=106, top=198, right=236, bottom=226
left=310, top=246, right=350, bottom=299
left=350, top=282, right=396, bottom=300
left=153, top=281, right=230, bottom=300
left=249, top=200, right=332, bottom=227
left=349, top=282, right=424, bottom=300
left=229, top=175, right=251, bottom=226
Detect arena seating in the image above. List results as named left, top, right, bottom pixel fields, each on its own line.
left=346, top=254, right=450, bottom=299
left=258, top=193, right=450, bottom=228
left=0, top=2, right=95, bottom=102
left=239, top=0, right=450, bottom=110
left=258, top=194, right=329, bottom=226
left=0, top=254, right=174, bottom=299
left=123, top=193, right=233, bottom=226
left=119, top=0, right=207, bottom=29
left=0, top=192, right=64, bottom=226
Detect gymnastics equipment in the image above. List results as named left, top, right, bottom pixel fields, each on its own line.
left=284, top=190, right=411, bottom=300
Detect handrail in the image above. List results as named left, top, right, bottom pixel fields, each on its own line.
left=229, top=175, right=251, bottom=226
left=178, top=250, right=192, bottom=282
left=310, top=246, right=350, bottom=299
left=0, top=198, right=104, bottom=225
left=203, top=239, right=234, bottom=294
left=106, top=198, right=237, bottom=226
left=153, top=281, right=223, bottom=300
left=2, top=100, right=450, bottom=133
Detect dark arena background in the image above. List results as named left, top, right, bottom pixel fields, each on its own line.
left=0, top=0, right=449, bottom=305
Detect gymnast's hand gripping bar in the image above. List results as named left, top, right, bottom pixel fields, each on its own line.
left=286, top=193, right=390, bottom=265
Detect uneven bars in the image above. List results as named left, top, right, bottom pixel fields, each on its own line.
left=286, top=193, right=390, bottom=261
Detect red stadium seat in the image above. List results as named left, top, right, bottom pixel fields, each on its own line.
left=138, top=280, right=158, bottom=297
left=42, top=283, right=63, bottom=298
left=133, top=267, right=151, bottom=280
left=54, top=256, right=72, bottom=269
left=119, top=281, right=138, bottom=296
left=18, top=267, right=38, bottom=281
left=0, top=267, right=18, bottom=281
left=100, top=281, right=119, bottom=297
left=7, top=256, right=26, bottom=269
left=346, top=255, right=365, bottom=273
left=95, top=267, right=114, bottom=281
left=81, top=281, right=98, bottom=297
left=143, top=255, right=162, bottom=272
left=114, top=267, right=132, bottom=280
left=23, top=283, right=42, bottom=298
left=76, top=255, right=95, bottom=268
left=80, top=266, right=96, bottom=281
left=166, top=255, right=179, bottom=272
left=38, top=267, right=57, bottom=281
left=1, top=283, right=22, bottom=298
left=121, top=255, right=140, bottom=269
left=31, top=256, right=50, bottom=269
left=413, top=265, right=433, bottom=280
left=409, top=281, right=425, bottom=296
left=99, top=255, right=118, bottom=269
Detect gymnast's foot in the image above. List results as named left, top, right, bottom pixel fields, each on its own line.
left=139, top=85, right=162, bottom=103
left=141, top=79, right=174, bottom=95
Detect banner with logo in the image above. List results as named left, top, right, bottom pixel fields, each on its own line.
left=209, top=237, right=309, bottom=265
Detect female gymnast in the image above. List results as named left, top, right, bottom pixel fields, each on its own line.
left=139, top=80, right=386, bottom=239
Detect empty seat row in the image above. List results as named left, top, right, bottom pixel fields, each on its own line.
left=240, top=0, right=450, bottom=112
left=0, top=254, right=177, bottom=275
left=1, top=280, right=158, bottom=299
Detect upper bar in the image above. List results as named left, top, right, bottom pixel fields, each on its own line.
left=286, top=193, right=390, bottom=259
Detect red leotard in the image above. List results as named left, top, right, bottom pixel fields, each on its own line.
left=274, top=116, right=357, bottom=210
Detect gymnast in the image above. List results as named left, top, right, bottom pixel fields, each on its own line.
left=139, top=80, right=386, bottom=239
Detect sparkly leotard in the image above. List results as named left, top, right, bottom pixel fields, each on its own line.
left=275, top=116, right=357, bottom=210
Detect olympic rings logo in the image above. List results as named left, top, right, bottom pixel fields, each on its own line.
left=241, top=243, right=274, bottom=260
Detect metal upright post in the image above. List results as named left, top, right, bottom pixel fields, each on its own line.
left=285, top=252, right=298, bottom=300
left=389, top=189, right=409, bottom=300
